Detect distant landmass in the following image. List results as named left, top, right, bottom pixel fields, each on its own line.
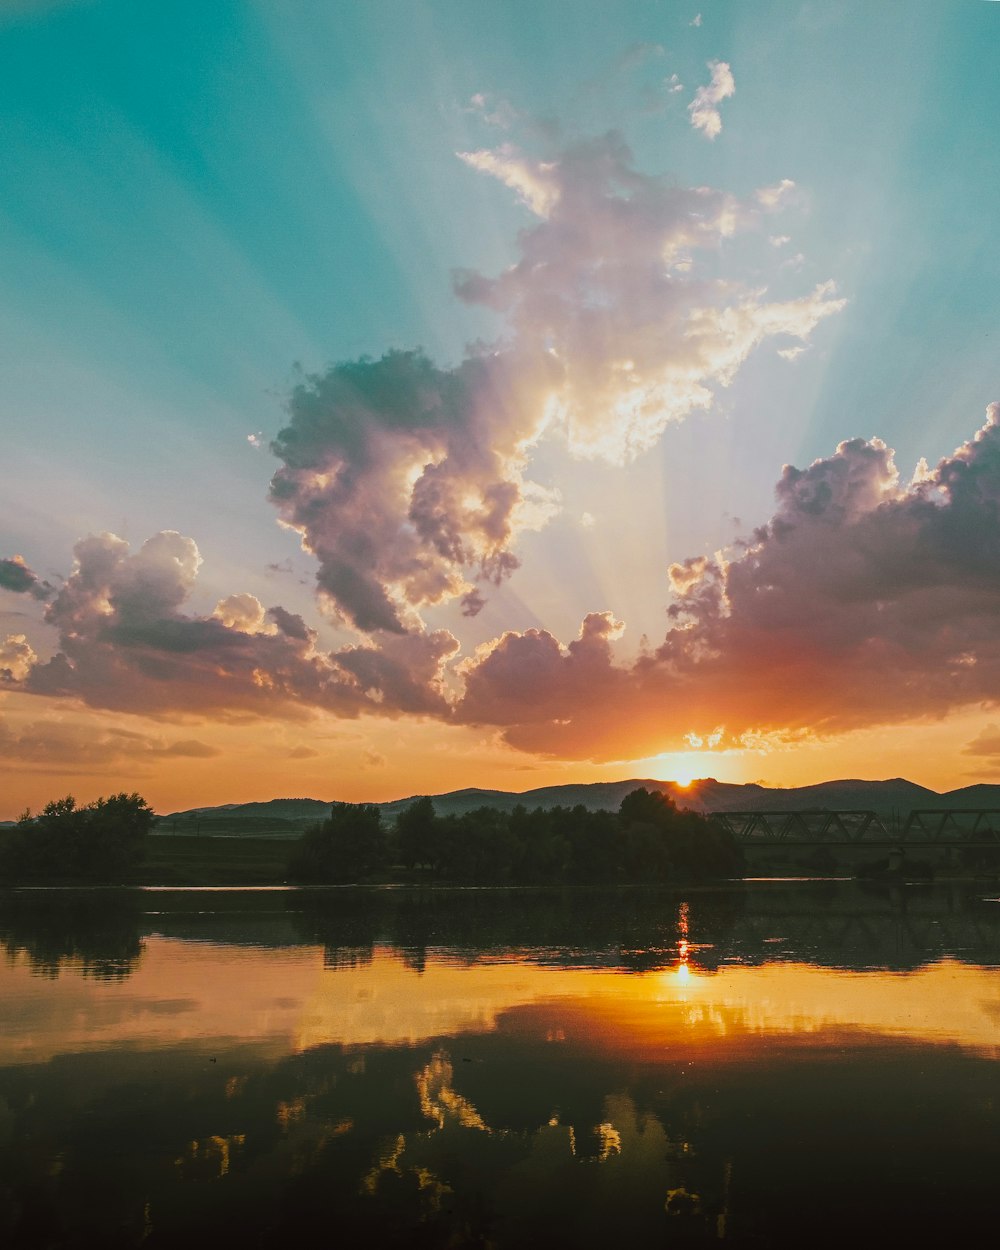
left=151, top=777, right=1000, bottom=837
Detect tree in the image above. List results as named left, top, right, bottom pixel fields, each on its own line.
left=395, top=796, right=437, bottom=870
left=288, top=802, right=387, bottom=882
left=1, top=793, right=155, bottom=881
left=618, top=787, right=743, bottom=880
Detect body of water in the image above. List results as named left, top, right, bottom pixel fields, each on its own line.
left=1, top=881, right=999, bottom=1247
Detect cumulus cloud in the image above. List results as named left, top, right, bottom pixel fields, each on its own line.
left=0, top=555, right=52, bottom=600
left=455, top=404, right=1000, bottom=759
left=10, top=96, right=850, bottom=749
left=688, top=60, right=735, bottom=139
left=458, top=612, right=630, bottom=750
left=454, top=131, right=843, bottom=463
left=269, top=349, right=560, bottom=634
left=268, top=113, right=842, bottom=635
left=18, top=400, right=1000, bottom=763
left=0, top=634, right=36, bottom=682
left=15, top=530, right=458, bottom=721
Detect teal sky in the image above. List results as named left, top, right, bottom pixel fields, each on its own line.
left=2, top=0, right=1000, bottom=811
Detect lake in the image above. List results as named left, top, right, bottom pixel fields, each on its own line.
left=1, top=880, right=999, bottom=1247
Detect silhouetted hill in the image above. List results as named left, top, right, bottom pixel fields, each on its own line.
left=375, top=776, right=943, bottom=818
left=154, top=776, right=994, bottom=837
left=707, top=777, right=938, bottom=813
left=168, top=798, right=332, bottom=821
left=938, top=783, right=1000, bottom=809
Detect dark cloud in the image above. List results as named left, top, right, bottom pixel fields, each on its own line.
left=455, top=404, right=1000, bottom=759
left=0, top=556, right=52, bottom=600
left=10, top=530, right=457, bottom=721
left=267, top=605, right=314, bottom=642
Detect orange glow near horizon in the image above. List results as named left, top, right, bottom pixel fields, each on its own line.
left=2, top=693, right=1000, bottom=818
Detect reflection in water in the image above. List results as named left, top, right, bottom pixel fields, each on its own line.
left=1, top=883, right=999, bottom=1246
left=0, top=889, right=143, bottom=980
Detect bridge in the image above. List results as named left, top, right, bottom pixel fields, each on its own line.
left=708, top=809, right=1000, bottom=848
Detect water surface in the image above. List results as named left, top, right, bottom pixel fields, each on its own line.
left=2, top=882, right=999, bottom=1247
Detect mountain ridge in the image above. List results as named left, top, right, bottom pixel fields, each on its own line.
left=156, top=776, right=1000, bottom=834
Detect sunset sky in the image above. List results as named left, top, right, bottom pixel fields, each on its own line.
left=3, top=0, right=1000, bottom=817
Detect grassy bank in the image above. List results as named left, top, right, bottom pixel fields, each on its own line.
left=0, top=831, right=293, bottom=888
left=131, top=835, right=292, bottom=885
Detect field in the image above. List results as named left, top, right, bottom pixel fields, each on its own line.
left=134, top=835, right=294, bottom=885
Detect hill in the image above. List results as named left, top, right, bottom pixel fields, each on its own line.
left=154, top=775, right=1000, bottom=836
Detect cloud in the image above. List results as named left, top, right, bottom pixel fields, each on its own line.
left=270, top=349, right=559, bottom=634
left=288, top=745, right=320, bottom=759
left=9, top=101, right=848, bottom=747
left=756, top=180, right=796, bottom=209
left=14, top=530, right=458, bottom=721
left=160, top=739, right=221, bottom=758
left=0, top=634, right=36, bottom=682
left=455, top=404, right=1000, bottom=760
left=0, top=713, right=220, bottom=772
left=963, top=725, right=1000, bottom=759
left=688, top=60, right=735, bottom=139
left=19, top=404, right=1000, bottom=761
left=454, top=132, right=843, bottom=463
left=457, top=613, right=630, bottom=749
left=457, top=145, right=560, bottom=217
left=268, top=114, right=843, bottom=635
left=0, top=555, right=52, bottom=600
left=464, top=92, right=519, bottom=130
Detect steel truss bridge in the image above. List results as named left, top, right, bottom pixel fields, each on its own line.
left=708, top=809, right=1000, bottom=848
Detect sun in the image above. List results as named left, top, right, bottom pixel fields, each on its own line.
left=638, top=751, right=708, bottom=788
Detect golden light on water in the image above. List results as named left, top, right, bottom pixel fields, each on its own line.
left=3, top=931, right=1000, bottom=1063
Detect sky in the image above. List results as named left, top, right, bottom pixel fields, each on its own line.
left=2, top=0, right=1000, bottom=816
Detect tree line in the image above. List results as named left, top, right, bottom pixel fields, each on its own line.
left=0, top=787, right=742, bottom=885
left=0, top=794, right=154, bottom=882
left=288, top=787, right=743, bottom=884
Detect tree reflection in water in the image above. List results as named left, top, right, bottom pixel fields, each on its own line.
left=0, top=888, right=144, bottom=980
left=1, top=883, right=1000, bottom=1245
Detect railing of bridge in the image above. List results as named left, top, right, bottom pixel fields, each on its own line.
left=707, top=809, right=1000, bottom=844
